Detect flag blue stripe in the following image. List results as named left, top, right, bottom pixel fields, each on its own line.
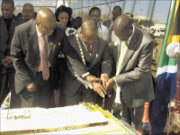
left=150, top=72, right=176, bottom=134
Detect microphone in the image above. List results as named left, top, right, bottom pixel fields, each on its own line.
left=166, top=42, right=180, bottom=58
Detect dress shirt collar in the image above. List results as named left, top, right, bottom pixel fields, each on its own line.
left=36, top=25, right=43, bottom=37
left=36, top=25, right=48, bottom=40
left=123, top=24, right=135, bottom=46
left=127, top=24, right=135, bottom=43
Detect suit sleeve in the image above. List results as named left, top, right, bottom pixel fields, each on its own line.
left=101, top=42, right=113, bottom=77
left=62, top=36, right=88, bottom=77
left=114, top=40, right=155, bottom=85
left=0, top=49, right=5, bottom=67
left=11, top=28, right=33, bottom=86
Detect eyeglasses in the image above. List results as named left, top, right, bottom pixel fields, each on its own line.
left=40, top=23, right=56, bottom=32
left=23, top=9, right=34, bottom=13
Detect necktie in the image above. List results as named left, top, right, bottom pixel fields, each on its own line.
left=39, top=36, right=50, bottom=80
left=87, top=45, right=91, bottom=53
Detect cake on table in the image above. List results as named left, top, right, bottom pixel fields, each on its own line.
left=0, top=103, right=136, bottom=134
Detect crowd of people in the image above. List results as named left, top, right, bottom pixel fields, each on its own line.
left=0, top=0, right=155, bottom=130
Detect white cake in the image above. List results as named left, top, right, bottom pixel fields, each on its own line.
left=0, top=104, right=108, bottom=134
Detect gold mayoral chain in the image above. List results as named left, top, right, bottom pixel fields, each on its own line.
left=75, top=34, right=86, bottom=66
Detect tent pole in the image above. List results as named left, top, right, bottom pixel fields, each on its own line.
left=55, top=0, right=58, bottom=10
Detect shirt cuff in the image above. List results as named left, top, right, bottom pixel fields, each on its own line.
left=113, top=77, right=117, bottom=84
left=82, top=72, right=90, bottom=78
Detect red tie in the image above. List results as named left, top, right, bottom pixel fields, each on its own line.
left=87, top=45, right=91, bottom=53
left=39, top=36, right=50, bottom=80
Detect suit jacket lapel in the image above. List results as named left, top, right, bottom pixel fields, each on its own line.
left=28, top=21, right=39, bottom=57
left=91, top=38, right=105, bottom=67
left=91, top=39, right=97, bottom=60
left=9, top=16, right=17, bottom=35
left=48, top=35, right=55, bottom=57
left=119, top=27, right=141, bottom=73
left=0, top=18, right=8, bottom=41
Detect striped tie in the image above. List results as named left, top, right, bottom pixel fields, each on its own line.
left=39, top=36, right=50, bottom=80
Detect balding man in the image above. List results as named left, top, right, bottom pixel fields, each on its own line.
left=62, top=19, right=112, bottom=106
left=11, top=8, right=65, bottom=108
left=22, top=3, right=34, bottom=21
left=106, top=15, right=155, bottom=129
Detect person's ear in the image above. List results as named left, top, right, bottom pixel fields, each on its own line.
left=12, top=7, right=15, bottom=12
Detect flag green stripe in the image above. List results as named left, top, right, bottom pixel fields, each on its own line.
left=158, top=0, right=176, bottom=68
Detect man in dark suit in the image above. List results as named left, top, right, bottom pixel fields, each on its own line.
left=11, top=8, right=65, bottom=108
left=22, top=3, right=35, bottom=21
left=62, top=19, right=112, bottom=106
left=0, top=0, right=24, bottom=108
left=106, top=15, right=155, bottom=129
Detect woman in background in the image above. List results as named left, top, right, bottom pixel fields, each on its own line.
left=52, top=6, right=76, bottom=107
left=55, top=5, right=76, bottom=36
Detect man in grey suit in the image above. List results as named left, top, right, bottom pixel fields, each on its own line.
left=62, top=19, right=112, bottom=106
left=106, top=15, right=155, bottom=129
left=0, top=0, right=25, bottom=107
left=11, top=8, right=65, bottom=108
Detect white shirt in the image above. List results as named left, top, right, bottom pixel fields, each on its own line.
left=97, top=22, right=109, bottom=41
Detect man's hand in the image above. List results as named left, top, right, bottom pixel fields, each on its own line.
left=26, top=82, right=36, bottom=92
left=101, top=75, right=109, bottom=88
left=6, top=56, right=12, bottom=65
left=86, top=74, right=101, bottom=84
left=106, top=77, right=115, bottom=95
left=1, top=57, right=9, bottom=67
left=1, top=56, right=12, bottom=67
left=92, top=82, right=106, bottom=98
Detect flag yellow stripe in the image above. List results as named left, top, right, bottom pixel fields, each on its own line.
left=167, top=0, right=180, bottom=45
left=172, top=35, right=180, bottom=42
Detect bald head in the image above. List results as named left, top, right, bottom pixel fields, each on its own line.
left=81, top=19, right=98, bottom=32
left=36, top=8, right=56, bottom=25
left=36, top=8, right=56, bottom=36
left=113, top=14, right=133, bottom=41
left=81, top=19, right=98, bottom=46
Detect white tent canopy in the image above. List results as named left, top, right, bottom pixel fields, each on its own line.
left=0, top=0, right=171, bottom=25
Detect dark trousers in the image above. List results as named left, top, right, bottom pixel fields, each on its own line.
left=0, top=73, right=9, bottom=105
left=64, top=85, right=94, bottom=106
left=0, top=69, right=19, bottom=108
left=19, top=72, right=53, bottom=108
left=121, top=98, right=144, bottom=130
